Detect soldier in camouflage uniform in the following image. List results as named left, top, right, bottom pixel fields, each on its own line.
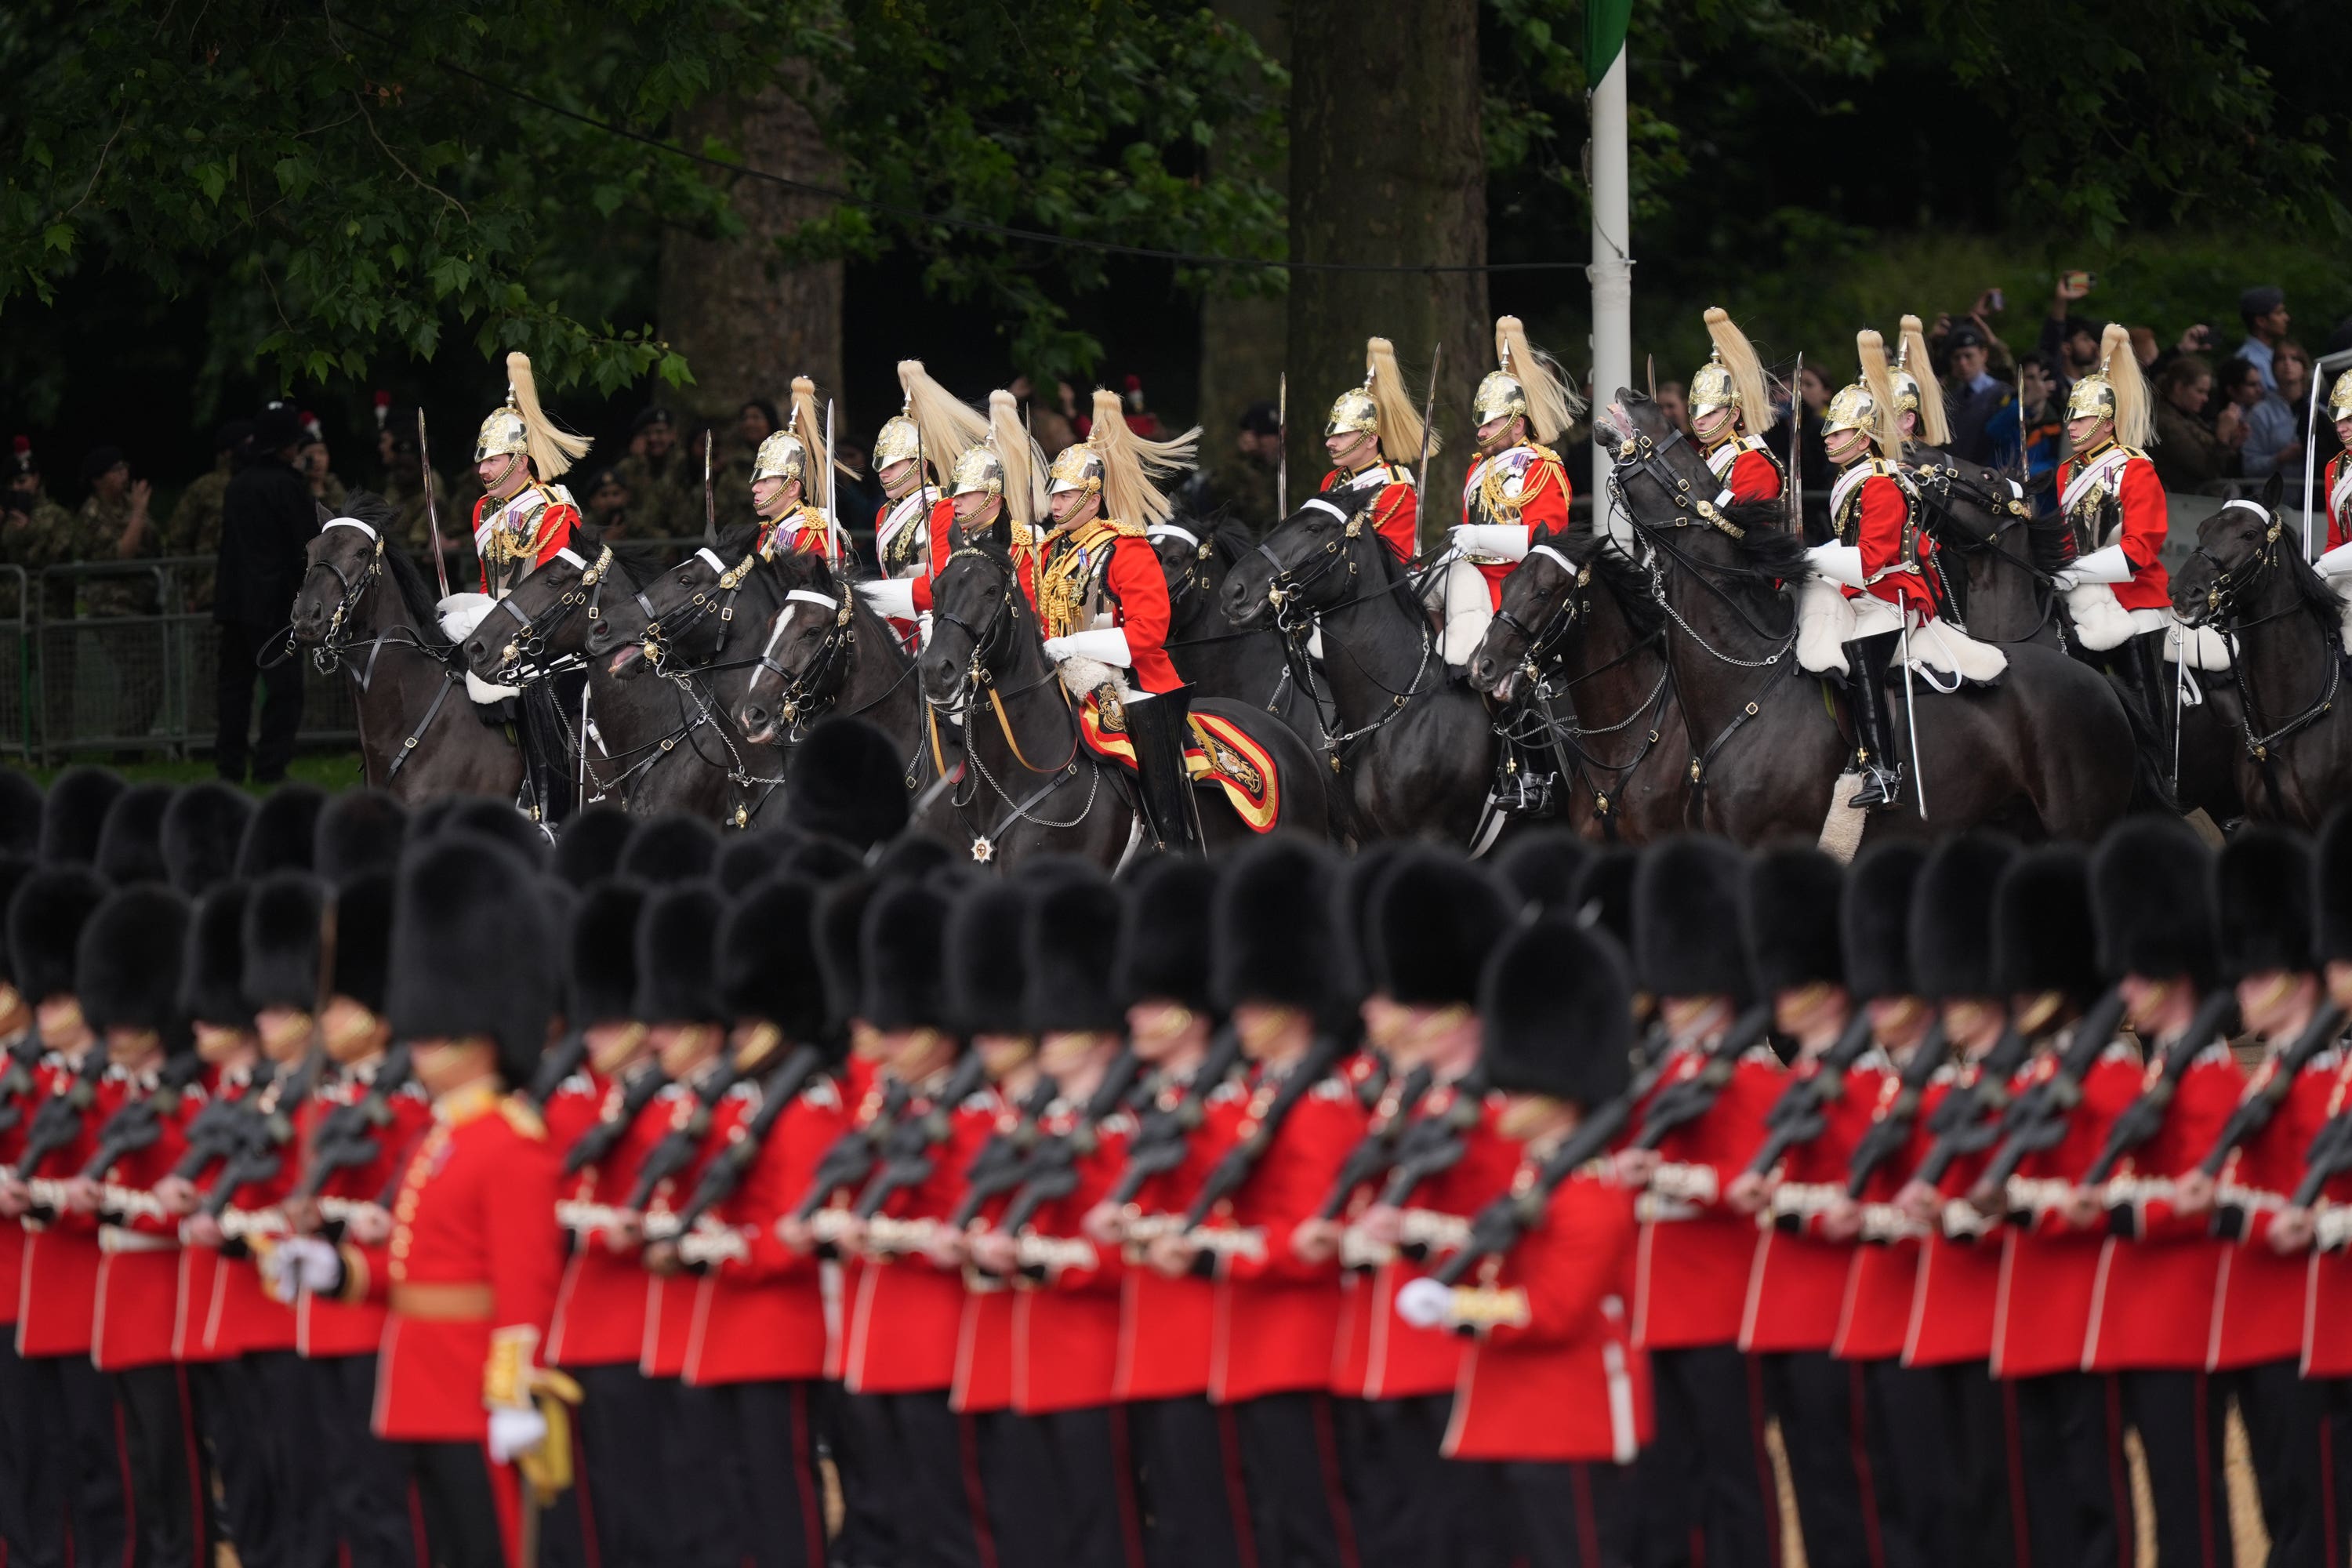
left=165, top=420, right=251, bottom=614
left=74, top=447, right=165, bottom=753
left=612, top=405, right=693, bottom=536
left=2, top=437, right=78, bottom=621
left=1178, top=399, right=1282, bottom=536
left=298, top=432, right=349, bottom=517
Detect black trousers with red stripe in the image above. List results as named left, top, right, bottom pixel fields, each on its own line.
left=1635, top=1345, right=1780, bottom=1568
left=405, top=1440, right=512, bottom=1568
left=710, top=1380, right=829, bottom=1568
left=554, top=1361, right=672, bottom=1568
left=308, top=1352, right=419, bottom=1568
left=2002, top=1369, right=2130, bottom=1568
left=1759, top=1351, right=1882, bottom=1568
left=2121, top=1368, right=2235, bottom=1568
left=1127, top=1394, right=1249, bottom=1568
left=19, top=1348, right=128, bottom=1568
left=825, top=1387, right=900, bottom=1568
left=1499, top=1459, right=1634, bottom=1568
left=1229, top=1390, right=1359, bottom=1568
left=965, top=1406, right=1059, bottom=1568
left=111, top=1362, right=209, bottom=1568
left=869, top=1388, right=988, bottom=1568
left=1032, top=1405, right=1145, bottom=1568
left=1334, top=1392, right=1509, bottom=1568
left=0, top=1332, right=34, bottom=1566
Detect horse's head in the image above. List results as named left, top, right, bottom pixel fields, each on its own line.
left=920, top=541, right=1029, bottom=709
left=290, top=517, right=387, bottom=646
left=1592, top=389, right=1805, bottom=598
left=1219, top=488, right=1382, bottom=630
left=1148, top=514, right=1221, bottom=619
left=593, top=535, right=760, bottom=679
left=2173, top=475, right=2290, bottom=628
left=735, top=550, right=856, bottom=745
left=460, top=543, right=616, bottom=685
left=1468, top=541, right=1583, bottom=701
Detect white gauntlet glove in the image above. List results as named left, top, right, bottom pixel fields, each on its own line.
left=1804, top=543, right=1866, bottom=589
left=2056, top=543, right=2132, bottom=590
left=855, top=578, right=919, bottom=620
left=1040, top=628, right=1133, bottom=666
left=1449, top=524, right=1530, bottom=561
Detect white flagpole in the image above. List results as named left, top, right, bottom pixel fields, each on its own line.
left=1588, top=43, right=1632, bottom=507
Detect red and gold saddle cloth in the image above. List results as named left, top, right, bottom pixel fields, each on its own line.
left=1075, top=690, right=1281, bottom=833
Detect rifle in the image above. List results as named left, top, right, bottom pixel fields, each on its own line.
left=1180, top=1035, right=1348, bottom=1231
left=1313, top=1063, right=1436, bottom=1221
left=78, top=1053, right=209, bottom=1181
left=1101, top=1025, right=1245, bottom=1212
left=561, top=1062, right=670, bottom=1178
left=1376, top=1066, right=1490, bottom=1214
left=1842, top=1020, right=1951, bottom=1200
left=657, top=1044, right=831, bottom=1239
left=525, top=1029, right=587, bottom=1109
left=791, top=1077, right=914, bottom=1224
left=199, top=1048, right=325, bottom=1219
left=172, top=1064, right=277, bottom=1181
left=945, top=1078, right=1061, bottom=1232
left=2200, top=1002, right=2348, bottom=1179
left=2290, top=1108, right=2352, bottom=1211
left=1910, top=1023, right=2035, bottom=1190
left=994, top=1051, right=1148, bottom=1240
left=1630, top=1003, right=1776, bottom=1151
left=11, top=1044, right=107, bottom=1181
left=1966, top=986, right=2131, bottom=1211
left=2079, top=990, right=2240, bottom=1189
left=291, top=1046, right=415, bottom=1203
left=0, top=1031, right=44, bottom=1134
left=848, top=1051, right=991, bottom=1221
left=1744, top=1011, right=1878, bottom=1178
left=624, top=1053, right=753, bottom=1215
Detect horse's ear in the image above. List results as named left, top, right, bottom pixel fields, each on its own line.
left=2262, top=469, right=2285, bottom=513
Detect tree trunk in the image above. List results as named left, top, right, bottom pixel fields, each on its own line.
left=657, top=78, right=844, bottom=426
left=1194, top=0, right=1288, bottom=510
left=1286, top=0, right=1486, bottom=544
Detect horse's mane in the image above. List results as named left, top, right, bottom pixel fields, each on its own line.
left=1706, top=498, right=1812, bottom=586
left=333, top=492, right=446, bottom=633
left=1191, top=510, right=1255, bottom=568
left=2275, top=527, right=2346, bottom=630
left=715, top=521, right=764, bottom=560
left=2024, top=513, right=2072, bottom=575
left=1563, top=525, right=1663, bottom=637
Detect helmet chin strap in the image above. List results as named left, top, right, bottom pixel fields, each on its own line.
left=485, top=452, right=528, bottom=500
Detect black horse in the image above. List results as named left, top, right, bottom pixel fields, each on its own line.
left=920, top=538, right=1329, bottom=868
left=1595, top=394, right=2133, bottom=842
left=2171, top=492, right=2352, bottom=829
left=288, top=499, right=524, bottom=804
left=458, top=540, right=777, bottom=825
left=1220, top=487, right=1515, bottom=847
left=1149, top=513, right=1323, bottom=753
left=1467, top=528, right=1690, bottom=841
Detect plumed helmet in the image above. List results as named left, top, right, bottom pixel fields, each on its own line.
left=2328, top=367, right=2352, bottom=426
left=720, top=874, right=831, bottom=1047
left=241, top=871, right=326, bottom=1014
left=633, top=882, right=727, bottom=1025
left=2091, top=817, right=2217, bottom=989
left=1112, top=856, right=1217, bottom=1014
left=789, top=718, right=909, bottom=851
left=1482, top=916, right=1633, bottom=1105
left=1841, top=841, right=1928, bottom=1003
left=566, top=880, right=646, bottom=1028
left=78, top=886, right=192, bottom=1051
left=753, top=429, right=809, bottom=488
left=387, top=834, right=558, bottom=1089
left=95, top=782, right=175, bottom=887
left=860, top=879, right=954, bottom=1033
left=9, top=865, right=108, bottom=1004
left=182, top=884, right=252, bottom=1028
left=2215, top=825, right=2315, bottom=981
left=1993, top=846, right=2101, bottom=1004
left=1742, top=844, right=1845, bottom=999
left=617, top=815, right=720, bottom=886
left=1632, top=837, right=1754, bottom=1003
left=1211, top=837, right=1343, bottom=1019
left=554, top=805, right=636, bottom=889
left=40, top=765, right=124, bottom=867
left=161, top=782, right=254, bottom=896
left=1365, top=847, right=1514, bottom=1009
left=0, top=769, right=40, bottom=858
left=314, top=789, right=408, bottom=885
left=236, top=784, right=325, bottom=878
left=947, top=881, right=1032, bottom=1039
left=951, top=442, right=1005, bottom=499
left=1025, top=869, right=1126, bottom=1035
left=1908, top=833, right=2019, bottom=1002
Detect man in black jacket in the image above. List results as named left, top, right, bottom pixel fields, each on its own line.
left=214, top=404, right=318, bottom=782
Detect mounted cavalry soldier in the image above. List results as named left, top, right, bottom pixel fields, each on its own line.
left=2313, top=368, right=2352, bottom=638
left=750, top=376, right=853, bottom=568
left=1690, top=307, right=1787, bottom=505
left=946, top=387, right=1050, bottom=608
left=852, top=361, right=990, bottom=641
left=1893, top=313, right=1953, bottom=456
left=1446, top=316, right=1578, bottom=665
left=1319, top=336, right=1432, bottom=565
left=1037, top=389, right=1204, bottom=854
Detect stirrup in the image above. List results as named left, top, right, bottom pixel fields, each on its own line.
left=1846, top=763, right=1903, bottom=811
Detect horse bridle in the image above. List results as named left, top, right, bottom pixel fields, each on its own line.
left=1254, top=495, right=1372, bottom=634
left=750, top=583, right=862, bottom=735
left=1486, top=541, right=1588, bottom=677
left=294, top=518, right=390, bottom=672
left=1149, top=523, right=1217, bottom=619
left=486, top=545, right=614, bottom=681
left=639, top=547, right=757, bottom=672
left=927, top=546, right=1028, bottom=710
left=2187, top=500, right=2292, bottom=630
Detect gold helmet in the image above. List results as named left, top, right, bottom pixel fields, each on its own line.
left=2331, top=367, right=2352, bottom=423
left=474, top=352, right=590, bottom=478
left=951, top=444, right=1004, bottom=499
left=1472, top=368, right=1526, bottom=428
left=873, top=361, right=990, bottom=481
left=1475, top=318, right=1583, bottom=443
left=873, top=412, right=920, bottom=470
left=1329, top=338, right=1433, bottom=465
left=1327, top=383, right=1378, bottom=439
left=1690, top=307, right=1767, bottom=429
left=753, top=430, right=808, bottom=487
left=1821, top=382, right=1882, bottom=438
left=1823, top=330, right=1902, bottom=460
left=2064, top=324, right=2149, bottom=447
left=1047, top=391, right=1199, bottom=526
left=1047, top=441, right=1104, bottom=500
left=1893, top=315, right=1951, bottom=445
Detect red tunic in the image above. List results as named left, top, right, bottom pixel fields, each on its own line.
left=0, top=1054, right=24, bottom=1332
left=16, top=1051, right=104, bottom=1359
left=2082, top=1047, right=2240, bottom=1372
left=2058, top=445, right=2169, bottom=613
left=1740, top=1054, right=1884, bottom=1353
left=297, top=1059, right=434, bottom=1360
left=1902, top=1073, right=2005, bottom=1367
left=90, top=1065, right=199, bottom=1372
left=1011, top=1101, right=1137, bottom=1414
left=1439, top=1160, right=1652, bottom=1464
left=471, top=488, right=581, bottom=594
left=639, top=1078, right=730, bottom=1380
left=1631, top=1043, right=1783, bottom=1351
left=878, top=494, right=959, bottom=614
left=2209, top=1049, right=2342, bottom=1370
left=1833, top=1056, right=1929, bottom=1363
left=2327, top=452, right=2352, bottom=553
left=1460, top=445, right=1572, bottom=610
left=1113, top=1063, right=1227, bottom=1403
left=1834, top=464, right=1936, bottom=615
left=546, top=1067, right=672, bottom=1370
left=172, top=1063, right=267, bottom=1364
left=681, top=1074, right=849, bottom=1388
left=757, top=506, right=852, bottom=571
left=1200, top=1061, right=1368, bottom=1403
left=1319, top=464, right=1420, bottom=565
left=350, top=1083, right=563, bottom=1443
left=1990, top=1046, right=2142, bottom=1379
left=1046, top=522, right=1180, bottom=696
left=2303, top=1058, right=2352, bottom=1377
left=1704, top=436, right=1787, bottom=506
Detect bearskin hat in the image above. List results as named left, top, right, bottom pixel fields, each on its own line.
left=1483, top=916, right=1633, bottom=1105
left=1993, top=846, right=2100, bottom=1003
left=2216, top=825, right=2315, bottom=981
left=1908, top=834, right=2018, bottom=1002
left=434, top=797, right=547, bottom=869
left=566, top=880, right=646, bottom=1027
left=1025, top=869, right=1126, bottom=1035
left=1570, top=845, right=1639, bottom=951
left=332, top=872, right=395, bottom=1016
left=815, top=877, right=877, bottom=1036
left=0, top=768, right=40, bottom=858
left=1835, top=842, right=1927, bottom=1002
left=161, top=782, right=254, bottom=896
left=2319, top=809, right=2352, bottom=966
left=790, top=717, right=909, bottom=851
left=95, top=782, right=174, bottom=887
left=1743, top=844, right=1845, bottom=999
left=618, top=815, right=720, bottom=886
left=235, top=784, right=325, bottom=878
left=947, top=881, right=1033, bottom=1038
left=1632, top=837, right=1754, bottom=1003
left=717, top=829, right=797, bottom=896
left=553, top=805, right=636, bottom=889
left=1494, top=829, right=1593, bottom=919
left=634, top=882, right=726, bottom=1025
left=1333, top=841, right=1406, bottom=1002
left=1366, top=848, right=1514, bottom=1009
left=720, top=874, right=830, bottom=1046
left=2092, top=817, right=2217, bottom=988
left=0, top=856, right=34, bottom=988
left=780, top=833, right=865, bottom=887
left=10, top=865, right=107, bottom=1004
left=41, top=765, right=124, bottom=866
left=241, top=871, right=326, bottom=1014
left=1112, top=856, right=1217, bottom=1014
left=387, top=834, right=557, bottom=1089
left=314, top=789, right=408, bottom=885
left=859, top=878, right=953, bottom=1033
left=78, top=886, right=192, bottom=1050
left=872, top=833, right=954, bottom=884
left=182, top=884, right=252, bottom=1028
left=1211, top=837, right=1342, bottom=1018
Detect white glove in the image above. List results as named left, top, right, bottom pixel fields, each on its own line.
left=855, top=578, right=918, bottom=620
left=1394, top=1276, right=1455, bottom=1330
left=677, top=1227, right=750, bottom=1269
left=1805, top=543, right=1866, bottom=589
left=1450, top=524, right=1530, bottom=561
left=2317, top=542, right=2352, bottom=581
left=1041, top=628, right=1133, bottom=666
left=2067, top=543, right=2133, bottom=585
left=270, top=1236, right=343, bottom=1297
left=487, top=1405, right=548, bottom=1464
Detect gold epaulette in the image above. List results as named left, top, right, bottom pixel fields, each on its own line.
left=500, top=1094, right=547, bottom=1142
left=1447, top=1284, right=1530, bottom=1329
left=1100, top=517, right=1148, bottom=540
left=1524, top=443, right=1564, bottom=470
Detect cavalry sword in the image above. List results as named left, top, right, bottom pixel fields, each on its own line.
left=1414, top=343, right=1443, bottom=516
left=1786, top=354, right=1803, bottom=539
left=1276, top=373, right=1288, bottom=521
left=416, top=411, right=453, bottom=601
left=823, top=398, right=839, bottom=567
left=703, top=429, right=716, bottom=545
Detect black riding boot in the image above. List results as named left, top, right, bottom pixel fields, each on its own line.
left=1841, top=632, right=1906, bottom=810
left=2125, top=630, right=2172, bottom=756
left=1124, top=684, right=1205, bottom=856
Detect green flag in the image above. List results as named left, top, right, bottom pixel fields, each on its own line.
left=1585, top=0, right=1632, bottom=80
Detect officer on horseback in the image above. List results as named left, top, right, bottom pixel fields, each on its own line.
left=750, top=377, right=852, bottom=567
left=946, top=389, right=1047, bottom=608
left=1319, top=336, right=1431, bottom=565
left=1690, top=307, right=1787, bottom=505
left=1890, top=314, right=1953, bottom=457
left=1038, top=390, right=1204, bottom=855
left=854, top=362, right=989, bottom=638
left=2315, top=368, right=2352, bottom=593
left=1448, top=317, right=1579, bottom=666
left=1807, top=331, right=1938, bottom=810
